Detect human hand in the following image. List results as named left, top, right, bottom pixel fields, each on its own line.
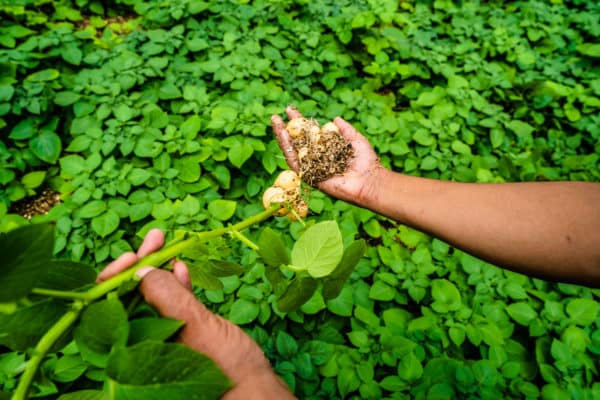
left=271, top=105, right=383, bottom=208
left=97, top=229, right=295, bottom=399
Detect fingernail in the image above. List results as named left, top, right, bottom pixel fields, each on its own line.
left=134, top=266, right=156, bottom=280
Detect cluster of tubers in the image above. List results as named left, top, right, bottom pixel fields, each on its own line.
left=262, top=170, right=308, bottom=220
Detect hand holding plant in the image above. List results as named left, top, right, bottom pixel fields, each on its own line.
left=271, top=106, right=383, bottom=207
left=97, top=229, right=295, bottom=400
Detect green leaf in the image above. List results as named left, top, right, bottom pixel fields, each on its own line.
left=565, top=298, right=598, bottom=326
left=128, top=168, right=152, bottom=186
left=258, top=228, right=290, bottom=267
left=0, top=299, right=67, bottom=351
left=326, top=286, right=354, bottom=317
left=451, top=140, right=471, bottom=155
left=9, top=118, right=36, bottom=140
left=26, top=69, right=60, bottom=82
left=208, top=199, right=237, bottom=221
left=368, top=280, right=396, bottom=301
left=506, top=302, right=537, bottom=326
left=0, top=85, right=14, bottom=102
left=397, top=351, right=423, bottom=381
left=106, top=341, right=231, bottom=400
left=415, top=89, right=443, bottom=107
left=490, top=128, right=505, bottom=148
left=276, top=331, right=298, bottom=359
left=21, top=171, right=46, bottom=189
left=60, top=155, right=87, bottom=177
left=158, top=82, right=182, bottom=99
left=0, top=223, right=54, bottom=302
left=507, top=120, right=535, bottom=138
left=180, top=115, right=201, bottom=140
left=430, top=279, right=462, bottom=313
left=206, top=260, right=245, bottom=277
left=54, top=91, right=81, bottom=106
left=322, top=239, right=366, bottom=300
left=174, top=157, right=201, bottom=183
left=52, top=354, right=88, bottom=382
left=354, top=305, right=379, bottom=327
left=277, top=276, right=318, bottom=313
left=75, top=297, right=129, bottom=368
left=228, top=140, right=254, bottom=168
left=57, top=391, right=108, bottom=400
left=128, top=318, right=185, bottom=345
left=576, top=43, right=600, bottom=58
left=36, top=261, right=96, bottom=291
left=187, top=263, right=223, bottom=290
left=337, top=367, right=360, bottom=398
left=91, top=210, right=120, bottom=237
left=79, top=200, right=107, bottom=218
left=291, top=221, right=344, bottom=278
left=228, top=298, right=259, bottom=324
left=30, top=132, right=62, bottom=163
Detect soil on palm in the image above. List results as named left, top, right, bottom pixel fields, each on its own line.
left=291, top=130, right=354, bottom=186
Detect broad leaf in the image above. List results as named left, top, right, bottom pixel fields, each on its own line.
left=258, top=228, right=289, bottom=267
left=0, top=223, right=54, bottom=301
left=106, top=341, right=231, bottom=400
left=0, top=299, right=67, bottom=351
left=277, top=276, right=318, bottom=313
left=430, top=279, right=462, bottom=313
left=208, top=199, right=237, bottom=221
left=35, top=261, right=96, bottom=291
left=57, top=391, right=108, bottom=400
left=228, top=298, right=259, bottom=324
left=506, top=302, right=537, bottom=326
left=566, top=298, right=598, bottom=326
left=188, top=263, right=223, bottom=290
left=206, top=260, right=245, bottom=277
left=74, top=298, right=129, bottom=368
left=30, top=132, right=62, bottom=163
left=291, top=221, right=344, bottom=278
left=128, top=318, right=185, bottom=345
left=322, top=240, right=366, bottom=300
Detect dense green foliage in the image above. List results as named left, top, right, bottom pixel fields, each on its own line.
left=1, top=0, right=599, bottom=399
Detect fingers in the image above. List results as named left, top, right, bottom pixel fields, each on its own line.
left=139, top=268, right=204, bottom=322
left=136, top=228, right=165, bottom=258
left=285, top=104, right=302, bottom=119
left=334, top=117, right=362, bottom=142
left=172, top=260, right=192, bottom=290
left=271, top=114, right=299, bottom=171
left=96, top=252, right=138, bottom=282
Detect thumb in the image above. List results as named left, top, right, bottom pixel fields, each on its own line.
left=136, top=268, right=209, bottom=323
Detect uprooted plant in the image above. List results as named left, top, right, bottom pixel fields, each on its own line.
left=1, top=171, right=365, bottom=399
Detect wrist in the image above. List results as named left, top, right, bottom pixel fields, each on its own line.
left=357, top=164, right=388, bottom=210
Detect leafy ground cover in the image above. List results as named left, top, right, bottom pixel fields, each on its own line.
left=1, top=0, right=599, bottom=399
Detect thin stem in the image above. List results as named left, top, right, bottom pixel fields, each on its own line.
left=285, top=264, right=306, bottom=273
left=229, top=229, right=259, bottom=250
left=30, top=288, right=90, bottom=301
left=86, top=204, right=282, bottom=303
left=11, top=305, right=82, bottom=400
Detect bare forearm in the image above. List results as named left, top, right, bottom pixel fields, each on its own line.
left=365, top=169, right=600, bottom=287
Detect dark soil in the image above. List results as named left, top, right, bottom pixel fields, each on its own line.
left=291, top=131, right=354, bottom=186
left=10, top=188, right=61, bottom=220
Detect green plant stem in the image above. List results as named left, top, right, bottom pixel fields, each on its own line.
left=11, top=306, right=82, bottom=400
left=229, top=229, right=260, bottom=250
left=13, top=204, right=281, bottom=399
left=86, top=204, right=281, bottom=302
left=29, top=288, right=90, bottom=301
